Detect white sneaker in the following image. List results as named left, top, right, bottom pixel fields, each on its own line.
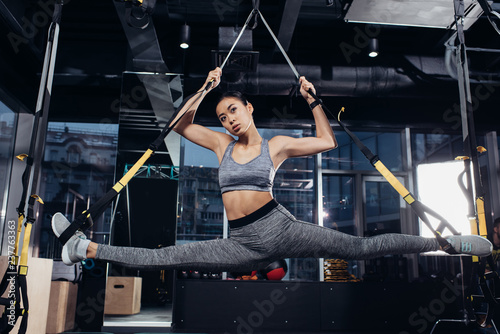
left=445, top=235, right=493, bottom=257
left=51, top=212, right=89, bottom=265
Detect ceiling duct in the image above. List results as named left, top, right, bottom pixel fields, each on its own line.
left=212, top=27, right=259, bottom=73
left=344, top=0, right=484, bottom=30
left=217, top=57, right=467, bottom=98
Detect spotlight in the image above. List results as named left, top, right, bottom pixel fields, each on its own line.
left=368, top=38, right=379, bottom=57
left=179, top=24, right=191, bottom=49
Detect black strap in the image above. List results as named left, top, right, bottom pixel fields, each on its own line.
left=59, top=5, right=258, bottom=244
left=0, top=274, right=22, bottom=334
left=0, top=4, right=62, bottom=332
left=59, top=88, right=207, bottom=245
left=306, top=89, right=459, bottom=252
left=454, top=0, right=498, bottom=326
left=16, top=275, right=28, bottom=334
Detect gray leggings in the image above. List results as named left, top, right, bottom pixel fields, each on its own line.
left=95, top=202, right=439, bottom=271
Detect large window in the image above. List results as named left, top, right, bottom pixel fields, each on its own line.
left=39, top=122, right=118, bottom=259
left=178, top=127, right=225, bottom=241
left=322, top=175, right=355, bottom=234
left=412, top=133, right=465, bottom=165
left=323, top=131, right=403, bottom=171
left=0, top=102, right=17, bottom=232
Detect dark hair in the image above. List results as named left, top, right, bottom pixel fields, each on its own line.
left=494, top=217, right=500, bottom=228
left=217, top=91, right=248, bottom=106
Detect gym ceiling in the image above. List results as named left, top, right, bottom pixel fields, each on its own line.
left=1, top=0, right=500, bottom=130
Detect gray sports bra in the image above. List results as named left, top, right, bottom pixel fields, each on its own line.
left=219, top=139, right=276, bottom=194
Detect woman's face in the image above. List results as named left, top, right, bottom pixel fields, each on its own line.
left=216, top=97, right=254, bottom=136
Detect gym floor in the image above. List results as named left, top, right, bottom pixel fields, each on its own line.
left=97, top=304, right=498, bottom=334
left=102, top=303, right=173, bottom=332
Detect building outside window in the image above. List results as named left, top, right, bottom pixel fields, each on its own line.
left=39, top=122, right=119, bottom=259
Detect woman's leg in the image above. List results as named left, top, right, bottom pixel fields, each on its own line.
left=258, top=205, right=491, bottom=259
left=271, top=219, right=440, bottom=260
left=95, top=238, right=271, bottom=271
left=53, top=212, right=272, bottom=271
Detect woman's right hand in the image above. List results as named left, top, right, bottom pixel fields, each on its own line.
left=202, top=67, right=222, bottom=92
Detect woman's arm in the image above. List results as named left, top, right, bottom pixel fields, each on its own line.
left=271, top=77, right=337, bottom=164
left=173, top=68, right=232, bottom=155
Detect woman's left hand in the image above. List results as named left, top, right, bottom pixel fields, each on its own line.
left=299, top=76, right=316, bottom=104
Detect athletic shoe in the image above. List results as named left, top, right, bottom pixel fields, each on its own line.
left=51, top=212, right=90, bottom=266
left=445, top=235, right=493, bottom=257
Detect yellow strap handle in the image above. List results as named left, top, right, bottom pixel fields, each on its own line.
left=112, top=149, right=154, bottom=193
left=476, top=197, right=488, bottom=238
left=19, top=222, right=32, bottom=274
left=373, top=160, right=415, bottom=205
left=11, top=214, right=24, bottom=266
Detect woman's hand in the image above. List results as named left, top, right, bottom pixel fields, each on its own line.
left=202, top=67, right=222, bottom=92
left=299, top=76, right=316, bottom=104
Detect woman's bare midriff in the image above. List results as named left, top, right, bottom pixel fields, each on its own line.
left=222, top=190, right=274, bottom=221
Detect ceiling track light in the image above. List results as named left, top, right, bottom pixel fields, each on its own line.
left=368, top=38, right=379, bottom=58
left=180, top=24, right=191, bottom=49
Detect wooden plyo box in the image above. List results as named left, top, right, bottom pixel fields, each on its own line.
left=46, top=281, right=78, bottom=334
left=104, top=276, right=142, bottom=315
left=0, top=256, right=53, bottom=334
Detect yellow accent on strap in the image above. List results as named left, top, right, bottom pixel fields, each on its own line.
left=31, top=194, right=44, bottom=204
left=465, top=215, right=481, bottom=263
left=469, top=217, right=479, bottom=236
left=477, top=146, right=487, bottom=153
left=455, top=156, right=470, bottom=161
left=476, top=197, right=488, bottom=238
left=19, top=266, right=28, bottom=276
left=373, top=161, right=411, bottom=199
left=403, top=194, right=416, bottom=205
left=112, top=149, right=154, bottom=193
left=16, top=154, right=28, bottom=161
left=338, top=107, right=345, bottom=122
left=19, top=223, right=32, bottom=269
left=13, top=214, right=24, bottom=260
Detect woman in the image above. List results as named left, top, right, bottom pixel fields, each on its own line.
left=52, top=67, right=492, bottom=270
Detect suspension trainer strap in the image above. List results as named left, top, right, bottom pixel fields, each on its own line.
left=58, top=87, right=209, bottom=245
left=58, top=5, right=261, bottom=245
left=221, top=7, right=461, bottom=250
left=454, top=0, right=499, bottom=325
left=219, top=9, right=258, bottom=70
left=306, top=88, right=459, bottom=251
left=0, top=3, right=62, bottom=333
left=257, top=9, right=300, bottom=80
